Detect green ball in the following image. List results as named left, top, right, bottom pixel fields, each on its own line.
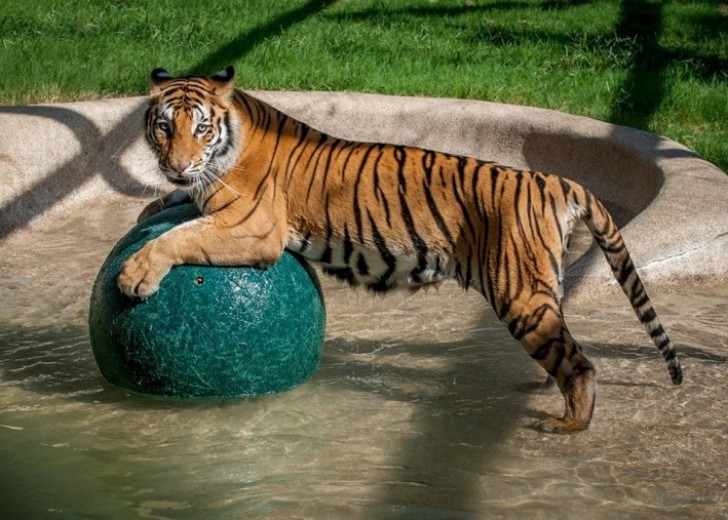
left=88, top=204, right=325, bottom=399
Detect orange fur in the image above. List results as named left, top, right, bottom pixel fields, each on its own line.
left=118, top=68, right=682, bottom=432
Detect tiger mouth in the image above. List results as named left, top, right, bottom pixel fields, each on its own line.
left=169, top=176, right=195, bottom=187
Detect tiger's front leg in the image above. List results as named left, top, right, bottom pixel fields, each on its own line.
left=117, top=216, right=286, bottom=299
left=118, top=236, right=178, bottom=299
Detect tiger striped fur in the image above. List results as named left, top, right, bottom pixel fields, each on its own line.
left=118, top=67, right=683, bottom=432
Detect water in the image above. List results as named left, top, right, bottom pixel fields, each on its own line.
left=1, top=202, right=727, bottom=519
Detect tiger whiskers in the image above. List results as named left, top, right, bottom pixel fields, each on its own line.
left=200, top=163, right=246, bottom=199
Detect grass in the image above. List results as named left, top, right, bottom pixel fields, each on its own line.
left=0, top=0, right=726, bottom=170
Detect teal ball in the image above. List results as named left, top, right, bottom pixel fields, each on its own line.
left=88, top=204, right=325, bottom=399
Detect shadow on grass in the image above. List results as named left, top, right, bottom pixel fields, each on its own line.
left=329, top=0, right=595, bottom=20
left=187, top=0, right=331, bottom=75
left=609, top=0, right=666, bottom=129
left=326, top=0, right=726, bottom=134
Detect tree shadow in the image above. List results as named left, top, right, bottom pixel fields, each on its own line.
left=608, top=0, right=666, bottom=129
left=326, top=0, right=595, bottom=21
left=0, top=103, right=150, bottom=240
left=325, top=0, right=725, bottom=140
left=187, top=0, right=331, bottom=75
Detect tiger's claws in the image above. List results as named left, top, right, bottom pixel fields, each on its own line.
left=117, top=242, right=172, bottom=299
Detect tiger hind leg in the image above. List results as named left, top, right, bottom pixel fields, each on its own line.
left=503, top=298, right=596, bottom=432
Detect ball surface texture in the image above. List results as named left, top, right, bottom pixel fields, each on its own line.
left=89, top=204, right=325, bottom=399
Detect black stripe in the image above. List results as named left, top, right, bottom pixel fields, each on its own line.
left=163, top=84, right=211, bottom=100
left=513, top=171, right=523, bottom=216
left=371, top=148, right=391, bottom=228
left=490, top=166, right=500, bottom=210
left=304, top=133, right=332, bottom=200
left=357, top=253, right=369, bottom=276
left=324, top=266, right=356, bottom=285
left=298, top=230, right=312, bottom=253
left=211, top=112, right=232, bottom=159
left=656, top=336, right=671, bottom=351
left=529, top=193, right=560, bottom=279
left=422, top=151, right=436, bottom=184
left=207, top=194, right=239, bottom=214
left=559, top=177, right=571, bottom=202
left=317, top=138, right=342, bottom=198
left=627, top=274, right=643, bottom=300
left=547, top=342, right=566, bottom=377
left=221, top=195, right=264, bottom=228
left=343, top=223, right=354, bottom=264
left=451, top=173, right=476, bottom=239
left=340, top=144, right=359, bottom=180
left=509, top=303, right=556, bottom=341
left=201, top=183, right=227, bottom=213
left=464, top=243, right=473, bottom=289
left=649, top=326, right=664, bottom=341
left=398, top=190, right=428, bottom=280
left=470, top=161, right=484, bottom=218
left=535, top=174, right=547, bottom=215
left=395, top=146, right=407, bottom=193
left=253, top=114, right=288, bottom=200
left=548, top=194, right=564, bottom=242
left=283, top=123, right=311, bottom=187
left=617, top=258, right=636, bottom=286
left=353, top=145, right=378, bottom=243
left=641, top=308, right=657, bottom=324
left=423, top=179, right=456, bottom=249
left=632, top=291, right=649, bottom=310
left=584, top=190, right=595, bottom=221
left=531, top=339, right=558, bottom=361
left=238, top=93, right=256, bottom=120
left=367, top=211, right=397, bottom=292
left=320, top=196, right=334, bottom=264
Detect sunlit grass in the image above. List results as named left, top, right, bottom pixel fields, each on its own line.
left=0, top=0, right=725, bottom=170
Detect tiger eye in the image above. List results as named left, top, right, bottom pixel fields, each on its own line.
left=156, top=120, right=170, bottom=133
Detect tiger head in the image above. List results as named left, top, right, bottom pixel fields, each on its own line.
left=145, top=66, right=240, bottom=190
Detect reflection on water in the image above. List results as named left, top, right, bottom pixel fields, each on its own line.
left=1, top=202, right=727, bottom=518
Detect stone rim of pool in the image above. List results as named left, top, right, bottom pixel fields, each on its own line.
left=0, top=92, right=726, bottom=304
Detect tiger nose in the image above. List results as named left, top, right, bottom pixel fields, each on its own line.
left=170, top=160, right=191, bottom=174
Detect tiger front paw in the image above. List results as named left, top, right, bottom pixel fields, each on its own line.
left=117, top=242, right=173, bottom=299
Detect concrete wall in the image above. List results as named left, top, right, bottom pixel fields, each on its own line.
left=1, top=93, right=726, bottom=302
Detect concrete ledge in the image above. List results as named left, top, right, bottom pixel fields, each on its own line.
left=1, top=92, right=726, bottom=303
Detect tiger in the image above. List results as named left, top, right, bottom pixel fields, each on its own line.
left=118, top=66, right=683, bottom=432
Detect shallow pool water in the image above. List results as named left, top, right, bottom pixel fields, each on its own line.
left=1, top=202, right=727, bottom=519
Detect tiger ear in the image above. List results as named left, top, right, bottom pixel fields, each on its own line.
left=150, top=68, right=173, bottom=95
left=210, top=66, right=235, bottom=98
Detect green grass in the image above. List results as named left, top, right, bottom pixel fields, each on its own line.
left=1, top=0, right=726, bottom=170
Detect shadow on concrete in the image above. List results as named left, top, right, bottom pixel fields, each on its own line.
left=0, top=103, right=149, bottom=240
